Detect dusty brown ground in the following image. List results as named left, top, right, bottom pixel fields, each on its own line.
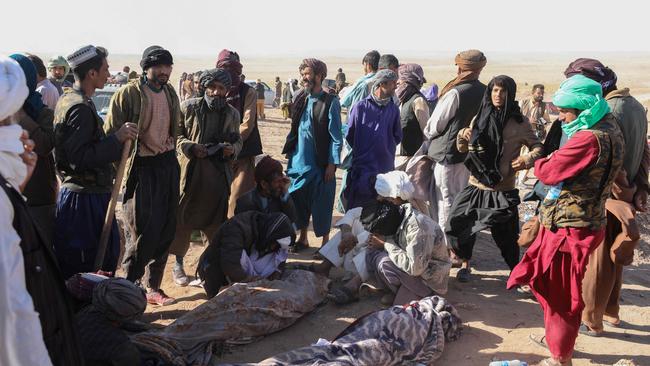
left=106, top=53, right=650, bottom=111
left=118, top=105, right=650, bottom=366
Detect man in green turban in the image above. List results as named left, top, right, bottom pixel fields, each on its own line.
left=508, top=73, right=625, bottom=366
left=552, top=74, right=610, bottom=138
left=47, top=55, right=72, bottom=94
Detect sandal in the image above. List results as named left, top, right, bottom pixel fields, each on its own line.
left=327, top=286, right=359, bottom=305
left=535, top=358, right=572, bottom=366
left=529, top=333, right=548, bottom=350
left=456, top=268, right=471, bottom=283
left=578, top=323, right=602, bottom=337
left=289, top=241, right=309, bottom=253
left=603, top=317, right=621, bottom=328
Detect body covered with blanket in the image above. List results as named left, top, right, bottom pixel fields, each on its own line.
left=132, top=270, right=329, bottom=366
left=227, top=296, right=462, bottom=366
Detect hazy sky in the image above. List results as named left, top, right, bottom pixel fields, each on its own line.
left=2, top=0, right=648, bottom=56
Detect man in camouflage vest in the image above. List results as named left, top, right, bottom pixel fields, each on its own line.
left=53, top=45, right=138, bottom=279
left=508, top=75, right=625, bottom=366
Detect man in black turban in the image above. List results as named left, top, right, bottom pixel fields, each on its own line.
left=104, top=45, right=181, bottom=306
left=163, top=68, right=244, bottom=287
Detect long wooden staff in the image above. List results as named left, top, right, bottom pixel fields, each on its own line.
left=93, top=139, right=132, bottom=271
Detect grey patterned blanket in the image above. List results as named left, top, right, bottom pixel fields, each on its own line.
left=225, top=296, right=462, bottom=366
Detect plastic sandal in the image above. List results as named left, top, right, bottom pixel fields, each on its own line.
left=529, top=334, right=548, bottom=349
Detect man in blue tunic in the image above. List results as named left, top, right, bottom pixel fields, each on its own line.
left=282, top=58, right=342, bottom=253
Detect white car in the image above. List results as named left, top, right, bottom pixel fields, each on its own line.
left=91, top=84, right=121, bottom=121
left=245, top=80, right=277, bottom=107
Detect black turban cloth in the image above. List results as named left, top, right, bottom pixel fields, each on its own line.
left=256, top=212, right=296, bottom=255
left=360, top=200, right=405, bottom=236
left=199, top=68, right=232, bottom=90
left=140, top=45, right=174, bottom=70
left=464, top=75, right=523, bottom=188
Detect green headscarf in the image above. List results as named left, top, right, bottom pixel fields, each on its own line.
left=47, top=55, right=70, bottom=79
left=552, top=74, right=610, bottom=137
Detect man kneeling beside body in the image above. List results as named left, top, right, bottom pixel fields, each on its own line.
left=310, top=171, right=451, bottom=306
left=197, top=212, right=295, bottom=298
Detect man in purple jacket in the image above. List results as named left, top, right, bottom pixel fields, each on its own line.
left=344, top=69, right=402, bottom=209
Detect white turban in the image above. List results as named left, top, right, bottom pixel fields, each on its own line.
left=0, top=56, right=28, bottom=122
left=375, top=171, right=414, bottom=201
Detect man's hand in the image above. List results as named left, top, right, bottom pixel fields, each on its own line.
left=337, top=232, right=358, bottom=256
left=222, top=143, right=234, bottom=157
left=511, top=157, right=527, bottom=172
left=281, top=175, right=291, bottom=194
left=634, top=190, right=648, bottom=212
left=460, top=128, right=472, bottom=142
left=367, top=234, right=386, bottom=250
left=19, top=130, right=37, bottom=192
left=115, top=122, right=138, bottom=143
left=192, top=144, right=208, bottom=159
left=324, top=163, right=336, bottom=182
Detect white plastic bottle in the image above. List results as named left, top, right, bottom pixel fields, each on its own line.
left=489, top=361, right=528, bottom=366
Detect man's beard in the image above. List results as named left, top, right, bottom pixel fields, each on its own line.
left=153, top=74, right=169, bottom=86
left=270, top=187, right=283, bottom=198
left=303, top=79, right=314, bottom=92
left=204, top=94, right=227, bottom=110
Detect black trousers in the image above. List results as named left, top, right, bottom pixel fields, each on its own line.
left=446, top=185, right=521, bottom=270
left=122, top=151, right=180, bottom=289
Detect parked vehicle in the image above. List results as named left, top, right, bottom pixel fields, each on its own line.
left=91, top=84, right=121, bottom=121
left=245, top=80, right=276, bottom=106
left=322, top=78, right=337, bottom=93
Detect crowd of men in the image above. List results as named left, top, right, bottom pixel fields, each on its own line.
left=1, top=44, right=648, bottom=366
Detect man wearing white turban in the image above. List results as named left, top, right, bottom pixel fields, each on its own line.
left=300, top=170, right=451, bottom=306
left=0, top=55, right=55, bottom=366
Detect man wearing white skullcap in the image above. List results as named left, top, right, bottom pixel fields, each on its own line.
left=301, top=170, right=451, bottom=306
left=0, top=56, right=76, bottom=366
left=52, top=45, right=139, bottom=281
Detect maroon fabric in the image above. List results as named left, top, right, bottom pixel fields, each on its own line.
left=255, top=155, right=283, bottom=183
left=508, top=226, right=604, bottom=359
left=534, top=131, right=600, bottom=186
left=216, top=49, right=243, bottom=92
left=564, top=58, right=617, bottom=92
left=507, top=128, right=608, bottom=359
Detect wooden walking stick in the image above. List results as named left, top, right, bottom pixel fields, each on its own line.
left=93, top=139, right=132, bottom=271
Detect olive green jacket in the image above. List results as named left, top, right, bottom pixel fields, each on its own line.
left=104, top=78, right=181, bottom=187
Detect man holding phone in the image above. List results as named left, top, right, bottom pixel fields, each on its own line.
left=165, top=68, right=242, bottom=287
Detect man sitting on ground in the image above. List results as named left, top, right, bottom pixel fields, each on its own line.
left=235, top=155, right=297, bottom=225
left=304, top=171, right=451, bottom=306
